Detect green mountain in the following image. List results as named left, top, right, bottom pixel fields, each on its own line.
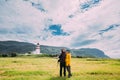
left=40, top=45, right=109, bottom=58
left=71, top=48, right=109, bottom=58
left=0, top=41, right=36, bottom=53
left=0, top=41, right=109, bottom=58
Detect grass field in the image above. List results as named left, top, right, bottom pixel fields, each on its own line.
left=0, top=56, right=120, bottom=80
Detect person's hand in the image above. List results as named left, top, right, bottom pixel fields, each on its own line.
left=58, top=59, right=60, bottom=62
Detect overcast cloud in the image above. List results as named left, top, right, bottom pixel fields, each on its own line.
left=0, top=0, right=120, bottom=58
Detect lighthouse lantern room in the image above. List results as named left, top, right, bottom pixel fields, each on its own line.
left=35, top=43, right=41, bottom=54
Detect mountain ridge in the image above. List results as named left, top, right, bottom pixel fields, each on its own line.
left=0, top=41, right=109, bottom=58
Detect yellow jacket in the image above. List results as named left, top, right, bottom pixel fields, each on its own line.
left=65, top=52, right=71, bottom=66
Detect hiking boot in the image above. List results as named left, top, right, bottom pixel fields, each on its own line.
left=68, top=75, right=70, bottom=78
left=68, top=74, right=71, bottom=78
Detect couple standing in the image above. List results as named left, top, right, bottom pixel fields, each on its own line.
left=58, top=48, right=72, bottom=78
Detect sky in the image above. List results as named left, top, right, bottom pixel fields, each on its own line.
left=0, top=0, right=120, bottom=58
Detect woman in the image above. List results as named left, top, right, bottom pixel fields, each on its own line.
left=65, top=50, right=72, bottom=78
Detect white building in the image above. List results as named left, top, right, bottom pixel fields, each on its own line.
left=34, top=43, right=41, bottom=54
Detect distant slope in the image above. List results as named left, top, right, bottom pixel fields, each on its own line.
left=40, top=45, right=109, bottom=58
left=71, top=48, right=109, bottom=58
left=40, top=45, right=66, bottom=54
left=0, top=41, right=109, bottom=58
left=0, top=41, right=36, bottom=53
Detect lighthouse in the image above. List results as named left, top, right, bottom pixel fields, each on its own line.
left=35, top=43, right=41, bottom=54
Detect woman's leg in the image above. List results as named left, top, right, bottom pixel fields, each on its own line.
left=69, top=66, right=72, bottom=76
left=67, top=66, right=72, bottom=78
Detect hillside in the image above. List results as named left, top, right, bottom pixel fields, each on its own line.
left=71, top=48, right=109, bottom=58
left=0, top=41, right=109, bottom=58
left=0, top=41, right=36, bottom=53
left=40, top=45, right=109, bottom=58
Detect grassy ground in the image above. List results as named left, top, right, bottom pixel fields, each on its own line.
left=0, top=56, right=120, bottom=80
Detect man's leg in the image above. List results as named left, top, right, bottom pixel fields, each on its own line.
left=60, top=63, right=62, bottom=77
left=63, top=62, right=66, bottom=77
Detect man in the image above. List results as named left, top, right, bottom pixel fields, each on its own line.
left=58, top=48, right=66, bottom=77
left=65, top=50, right=72, bottom=78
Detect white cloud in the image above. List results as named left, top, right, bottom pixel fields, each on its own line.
left=0, top=0, right=120, bottom=58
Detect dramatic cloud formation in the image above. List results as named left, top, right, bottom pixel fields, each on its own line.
left=0, top=0, right=120, bottom=58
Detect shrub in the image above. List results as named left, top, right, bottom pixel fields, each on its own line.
left=28, top=51, right=32, bottom=54
left=0, top=53, right=1, bottom=57
left=1, top=53, right=8, bottom=57
left=9, top=52, right=17, bottom=57
left=76, top=56, right=83, bottom=58
left=35, top=54, right=58, bottom=57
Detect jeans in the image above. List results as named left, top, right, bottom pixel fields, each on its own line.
left=60, top=62, right=66, bottom=77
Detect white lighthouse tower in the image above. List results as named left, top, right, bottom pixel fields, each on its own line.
left=35, top=43, right=41, bottom=54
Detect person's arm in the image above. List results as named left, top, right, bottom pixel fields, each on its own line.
left=68, top=54, right=71, bottom=66
left=58, top=54, right=61, bottom=62
left=69, top=54, right=71, bottom=61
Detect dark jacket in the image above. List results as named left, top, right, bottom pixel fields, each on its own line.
left=58, top=52, right=66, bottom=63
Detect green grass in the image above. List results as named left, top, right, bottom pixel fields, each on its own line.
left=0, top=57, right=120, bottom=80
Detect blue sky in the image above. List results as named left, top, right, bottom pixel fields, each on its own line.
left=0, top=0, right=120, bottom=58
